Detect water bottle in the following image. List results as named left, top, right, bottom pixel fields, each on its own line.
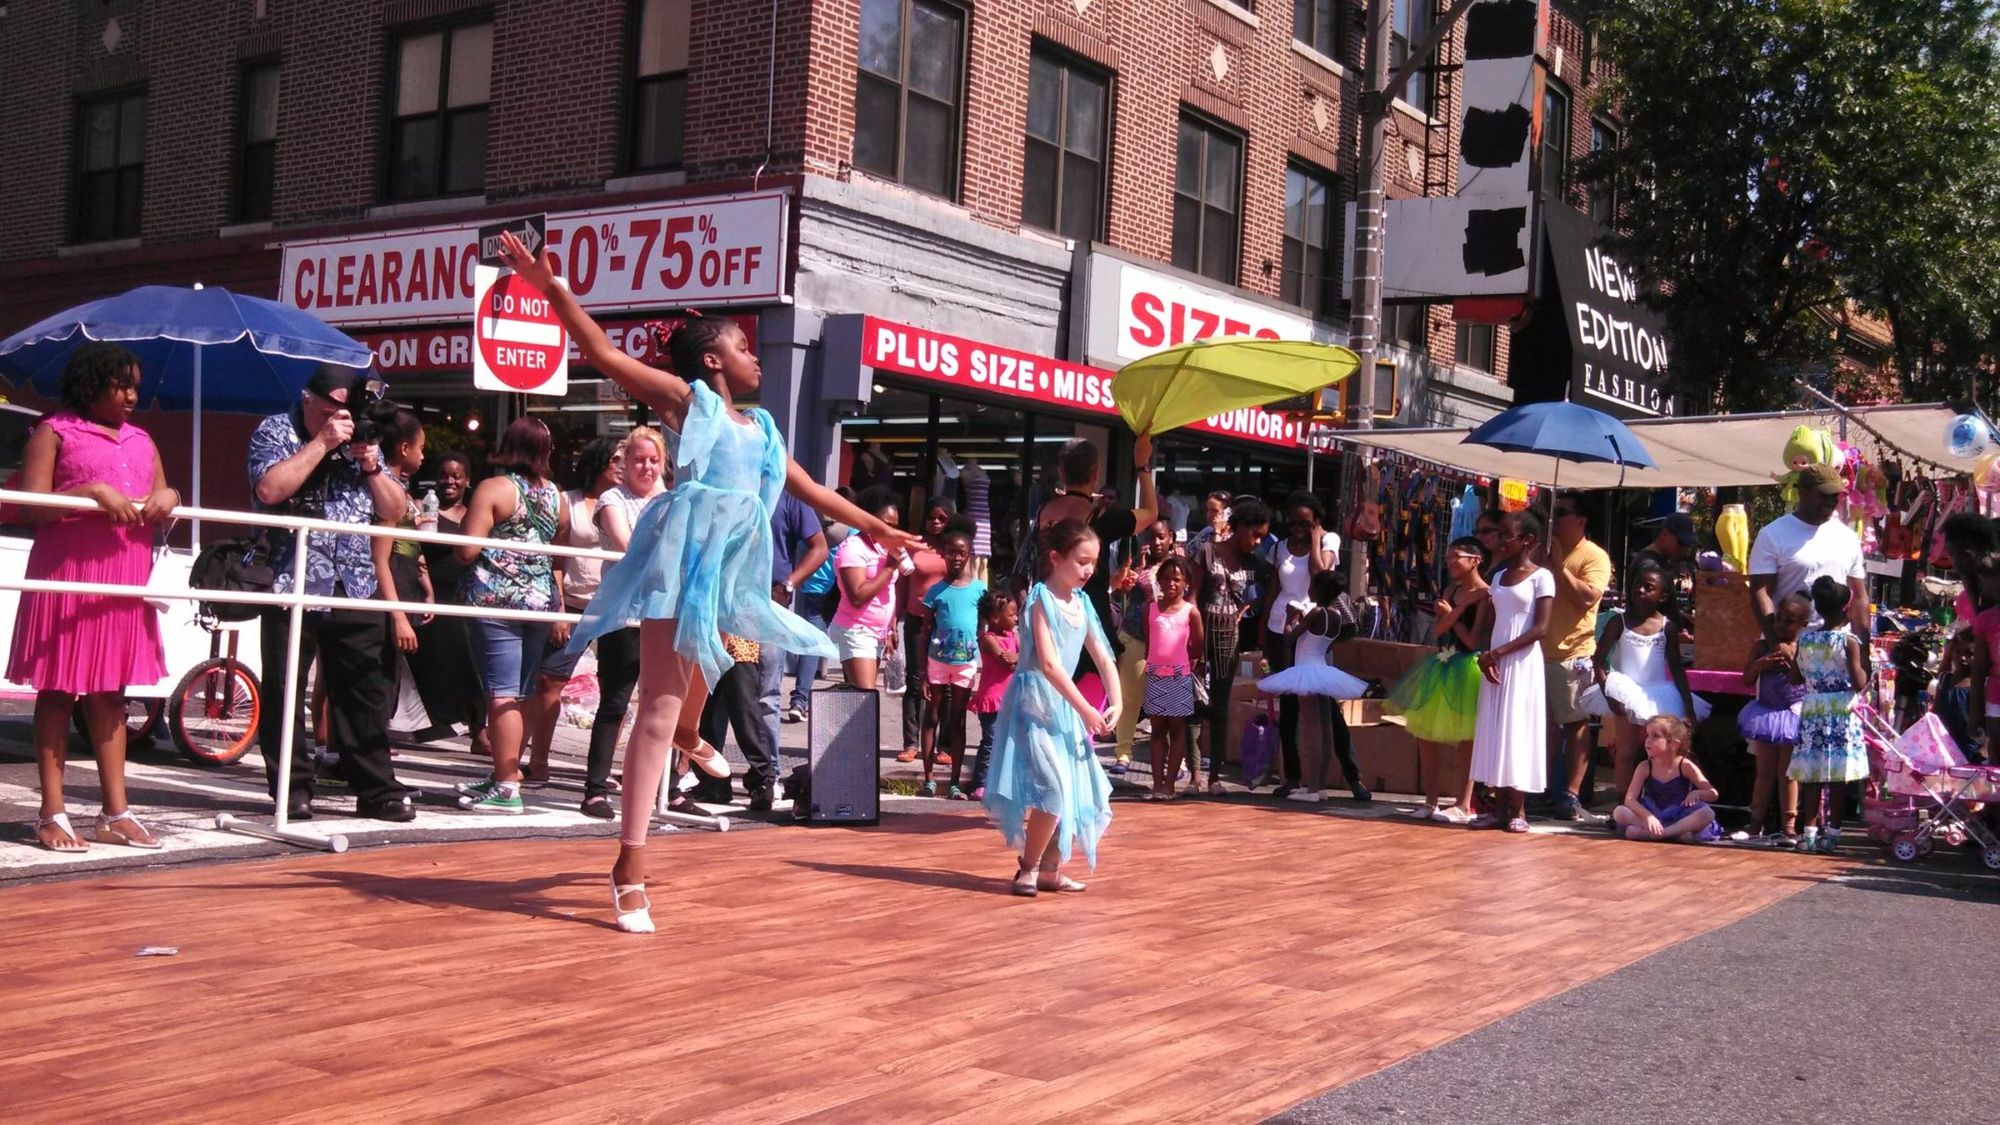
left=421, top=489, right=439, bottom=517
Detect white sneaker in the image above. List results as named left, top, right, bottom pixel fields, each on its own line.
left=1286, top=788, right=1323, bottom=803
left=1406, top=803, right=1437, bottom=819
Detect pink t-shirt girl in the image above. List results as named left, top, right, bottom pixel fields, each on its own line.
left=831, top=534, right=896, bottom=635
left=1146, top=602, right=1195, bottom=675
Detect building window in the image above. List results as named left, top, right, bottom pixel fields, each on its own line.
left=1392, top=0, right=1432, bottom=115
left=1456, top=321, right=1496, bottom=372
left=1293, top=0, right=1339, bottom=58
left=1541, top=80, right=1570, bottom=200
left=1385, top=304, right=1429, bottom=352
left=1588, top=117, right=1619, bottom=225
left=1023, top=48, right=1108, bottom=242
left=1282, top=163, right=1339, bottom=316
left=73, top=91, right=146, bottom=242
left=236, top=63, right=279, bottom=223
left=386, top=21, right=491, bottom=200
left=1172, top=114, right=1242, bottom=285
left=853, top=0, right=965, bottom=198
left=628, top=0, right=689, bottom=171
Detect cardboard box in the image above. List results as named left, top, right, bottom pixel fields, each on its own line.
left=1693, top=570, right=1757, bottom=672
left=1331, top=638, right=1431, bottom=681
left=1347, top=722, right=1422, bottom=795
left=1339, top=699, right=1385, bottom=726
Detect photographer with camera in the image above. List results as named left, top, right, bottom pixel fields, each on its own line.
left=246, top=365, right=416, bottom=822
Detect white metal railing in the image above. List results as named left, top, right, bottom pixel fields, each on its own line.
left=0, top=486, right=705, bottom=852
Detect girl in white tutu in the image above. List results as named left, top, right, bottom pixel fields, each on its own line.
left=1258, top=570, right=1371, bottom=803
left=1591, top=560, right=1709, bottom=800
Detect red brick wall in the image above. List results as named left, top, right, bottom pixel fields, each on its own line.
left=0, top=0, right=77, bottom=256
left=487, top=0, right=625, bottom=201
left=1, top=0, right=1609, bottom=389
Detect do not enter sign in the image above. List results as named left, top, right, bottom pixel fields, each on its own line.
left=471, top=264, right=569, bottom=395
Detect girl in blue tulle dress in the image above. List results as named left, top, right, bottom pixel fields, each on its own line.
left=983, top=518, right=1123, bottom=896
left=501, top=234, right=920, bottom=933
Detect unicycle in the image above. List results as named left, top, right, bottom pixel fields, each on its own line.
left=168, top=621, right=262, bottom=766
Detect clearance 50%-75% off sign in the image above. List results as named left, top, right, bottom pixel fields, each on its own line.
left=279, top=190, right=788, bottom=327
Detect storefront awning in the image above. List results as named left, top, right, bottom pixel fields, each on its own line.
left=1327, top=403, right=1978, bottom=488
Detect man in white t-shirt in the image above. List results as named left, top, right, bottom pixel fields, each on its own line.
left=1749, top=462, right=1870, bottom=642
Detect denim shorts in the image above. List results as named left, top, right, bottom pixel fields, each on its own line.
left=470, top=617, right=554, bottom=699
left=535, top=621, right=587, bottom=681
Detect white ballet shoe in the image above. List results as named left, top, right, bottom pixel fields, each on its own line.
left=678, top=738, right=731, bottom=779
left=610, top=876, right=655, bottom=934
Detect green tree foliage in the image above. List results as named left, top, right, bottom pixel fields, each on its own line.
left=1581, top=0, right=2000, bottom=412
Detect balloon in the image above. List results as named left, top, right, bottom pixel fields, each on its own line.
left=1945, top=414, right=1995, bottom=460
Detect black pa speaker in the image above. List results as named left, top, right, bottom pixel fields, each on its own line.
left=806, top=685, right=880, bottom=825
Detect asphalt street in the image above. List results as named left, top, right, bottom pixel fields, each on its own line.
left=1271, top=861, right=2000, bottom=1124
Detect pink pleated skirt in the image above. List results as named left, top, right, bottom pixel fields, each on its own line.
left=7, top=516, right=165, bottom=695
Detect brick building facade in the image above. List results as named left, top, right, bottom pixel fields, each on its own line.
left=0, top=0, right=1615, bottom=517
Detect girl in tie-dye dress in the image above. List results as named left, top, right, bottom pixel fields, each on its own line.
left=1788, top=576, right=1869, bottom=854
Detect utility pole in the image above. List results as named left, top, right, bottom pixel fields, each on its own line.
left=1346, top=0, right=1484, bottom=430
left=1346, top=0, right=1395, bottom=436
left=1341, top=0, right=1485, bottom=593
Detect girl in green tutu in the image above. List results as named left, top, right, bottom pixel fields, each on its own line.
left=1386, top=536, right=1490, bottom=821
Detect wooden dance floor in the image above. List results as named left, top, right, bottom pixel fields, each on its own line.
left=0, top=804, right=1819, bottom=1123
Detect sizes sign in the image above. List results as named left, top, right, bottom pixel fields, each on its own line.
left=1081, top=253, right=1320, bottom=368
left=280, top=190, right=789, bottom=326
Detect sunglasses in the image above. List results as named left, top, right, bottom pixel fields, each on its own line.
left=1553, top=508, right=1581, bottom=519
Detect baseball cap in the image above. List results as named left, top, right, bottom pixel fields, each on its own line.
left=1646, top=511, right=1698, bottom=547
left=1799, top=463, right=1846, bottom=495
left=305, top=364, right=364, bottom=400
left=305, top=364, right=389, bottom=409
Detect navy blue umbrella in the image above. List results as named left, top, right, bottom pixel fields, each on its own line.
left=0, top=283, right=375, bottom=540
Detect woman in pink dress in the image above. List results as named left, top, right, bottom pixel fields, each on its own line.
left=9, top=343, right=177, bottom=851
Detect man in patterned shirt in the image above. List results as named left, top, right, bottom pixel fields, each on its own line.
left=247, top=366, right=415, bottom=822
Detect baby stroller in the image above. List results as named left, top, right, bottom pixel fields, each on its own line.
left=1857, top=706, right=2000, bottom=870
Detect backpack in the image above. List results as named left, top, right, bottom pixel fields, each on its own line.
left=187, top=532, right=278, bottom=622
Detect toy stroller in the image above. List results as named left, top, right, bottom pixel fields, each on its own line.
left=1857, top=706, right=2000, bottom=870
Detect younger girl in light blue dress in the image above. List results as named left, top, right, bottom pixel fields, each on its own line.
left=983, top=518, right=1123, bottom=896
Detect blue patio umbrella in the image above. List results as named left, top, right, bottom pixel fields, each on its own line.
left=0, top=283, right=375, bottom=541
left=1461, top=400, right=1656, bottom=471
left=1463, top=401, right=1656, bottom=534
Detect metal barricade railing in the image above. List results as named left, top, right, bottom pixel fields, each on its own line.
left=0, top=486, right=630, bottom=852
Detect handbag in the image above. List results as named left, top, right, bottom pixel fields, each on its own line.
left=188, top=531, right=277, bottom=622
left=1239, top=707, right=1278, bottom=780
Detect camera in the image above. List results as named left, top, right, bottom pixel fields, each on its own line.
left=343, top=377, right=391, bottom=448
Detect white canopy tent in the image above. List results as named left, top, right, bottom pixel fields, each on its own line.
left=1323, top=403, right=1980, bottom=488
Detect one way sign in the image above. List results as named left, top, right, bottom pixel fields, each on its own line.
left=477, top=214, right=547, bottom=267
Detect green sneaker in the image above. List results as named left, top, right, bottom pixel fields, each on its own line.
left=456, top=776, right=497, bottom=798
left=460, top=786, right=524, bottom=814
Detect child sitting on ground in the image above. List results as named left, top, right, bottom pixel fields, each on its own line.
left=1613, top=715, right=1721, bottom=843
